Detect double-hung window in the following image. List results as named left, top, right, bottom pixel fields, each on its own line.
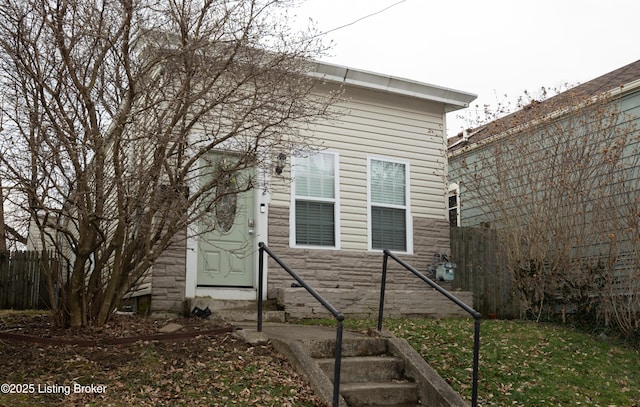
left=368, top=157, right=411, bottom=252
left=291, top=152, right=339, bottom=248
left=448, top=183, right=460, bottom=227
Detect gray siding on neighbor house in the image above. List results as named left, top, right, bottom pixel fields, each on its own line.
left=449, top=89, right=640, bottom=229
left=448, top=88, right=640, bottom=306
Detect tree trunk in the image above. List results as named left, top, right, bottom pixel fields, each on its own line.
left=0, top=184, right=6, bottom=252
left=69, top=256, right=88, bottom=327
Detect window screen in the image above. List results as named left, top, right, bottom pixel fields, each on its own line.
left=293, top=152, right=337, bottom=247
left=370, top=159, right=407, bottom=251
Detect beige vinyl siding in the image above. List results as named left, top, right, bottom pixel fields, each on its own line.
left=25, top=214, right=58, bottom=252
left=272, top=83, right=448, bottom=251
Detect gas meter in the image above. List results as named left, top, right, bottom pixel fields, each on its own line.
left=428, top=253, right=456, bottom=281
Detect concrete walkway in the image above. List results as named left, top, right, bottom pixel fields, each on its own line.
left=233, top=322, right=370, bottom=345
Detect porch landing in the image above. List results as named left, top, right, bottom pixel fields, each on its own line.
left=183, top=285, right=474, bottom=322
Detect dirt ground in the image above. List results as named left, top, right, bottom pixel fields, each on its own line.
left=0, top=311, right=324, bottom=406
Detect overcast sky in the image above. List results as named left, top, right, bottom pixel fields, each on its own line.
left=291, top=0, right=640, bottom=137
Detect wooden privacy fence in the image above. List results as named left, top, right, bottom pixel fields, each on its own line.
left=450, top=227, right=521, bottom=318
left=0, top=251, right=56, bottom=310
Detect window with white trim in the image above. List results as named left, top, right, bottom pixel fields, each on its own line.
left=448, top=183, right=460, bottom=227
left=368, top=157, right=410, bottom=252
left=291, top=152, right=339, bottom=248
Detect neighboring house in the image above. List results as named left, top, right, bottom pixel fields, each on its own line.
left=449, top=59, right=640, bottom=228
left=144, top=61, right=477, bottom=317
left=447, top=59, right=640, bottom=319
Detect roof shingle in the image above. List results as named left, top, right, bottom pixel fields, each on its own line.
left=448, top=59, right=640, bottom=152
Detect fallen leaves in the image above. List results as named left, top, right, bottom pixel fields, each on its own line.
left=368, top=317, right=640, bottom=406
left=0, top=313, right=324, bottom=406
left=498, top=323, right=634, bottom=405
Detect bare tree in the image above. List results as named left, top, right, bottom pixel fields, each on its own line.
left=0, top=0, right=337, bottom=327
left=456, top=89, right=640, bottom=335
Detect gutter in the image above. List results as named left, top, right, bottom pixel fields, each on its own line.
left=309, top=61, right=477, bottom=113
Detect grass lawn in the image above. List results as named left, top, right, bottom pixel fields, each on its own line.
left=306, top=318, right=640, bottom=406
left=2, top=311, right=638, bottom=406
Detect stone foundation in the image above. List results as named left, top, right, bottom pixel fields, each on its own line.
left=151, top=229, right=187, bottom=312
left=274, top=287, right=473, bottom=320
left=265, top=204, right=465, bottom=319
left=266, top=204, right=453, bottom=297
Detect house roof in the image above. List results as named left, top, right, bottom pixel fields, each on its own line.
left=309, top=61, right=477, bottom=113
left=448, top=59, right=640, bottom=153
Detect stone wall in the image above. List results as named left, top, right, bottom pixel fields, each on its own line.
left=266, top=205, right=468, bottom=317
left=151, top=229, right=187, bottom=312
left=267, top=205, right=451, bottom=290
left=274, top=287, right=474, bottom=320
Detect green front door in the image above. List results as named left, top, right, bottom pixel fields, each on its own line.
left=197, top=161, right=255, bottom=287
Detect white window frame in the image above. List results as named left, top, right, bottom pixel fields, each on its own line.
left=448, top=182, right=460, bottom=227
left=290, top=151, right=341, bottom=249
left=367, top=155, right=413, bottom=254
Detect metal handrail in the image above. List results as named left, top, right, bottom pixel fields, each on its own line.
left=378, top=249, right=482, bottom=407
left=257, top=242, right=345, bottom=407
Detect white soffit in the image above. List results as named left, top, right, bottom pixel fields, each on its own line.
left=310, top=61, right=477, bottom=112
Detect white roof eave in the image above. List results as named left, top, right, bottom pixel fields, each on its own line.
left=310, top=60, right=477, bottom=112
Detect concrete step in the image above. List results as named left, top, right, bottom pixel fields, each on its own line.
left=305, top=337, right=388, bottom=358
left=190, top=298, right=280, bottom=311
left=316, top=355, right=405, bottom=383
left=212, top=308, right=285, bottom=323
left=311, top=337, right=420, bottom=406
left=339, top=381, right=419, bottom=407
left=246, top=325, right=469, bottom=407
left=189, top=298, right=285, bottom=322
